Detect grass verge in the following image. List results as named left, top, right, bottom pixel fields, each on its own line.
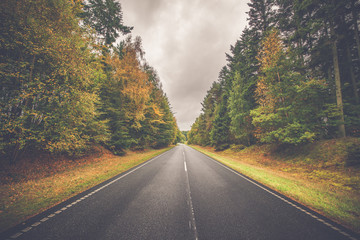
left=0, top=146, right=173, bottom=232
left=190, top=142, right=360, bottom=233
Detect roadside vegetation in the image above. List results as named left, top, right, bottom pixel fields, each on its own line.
left=189, top=137, right=360, bottom=233
left=0, top=1, right=185, bottom=232
left=0, top=146, right=173, bottom=232
left=0, top=0, right=185, bottom=165
left=186, top=1, right=360, bottom=233
left=188, top=1, right=359, bottom=152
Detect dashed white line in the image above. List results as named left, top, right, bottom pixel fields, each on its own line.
left=184, top=158, right=198, bottom=240
left=10, top=232, right=22, bottom=239
left=40, top=217, right=49, bottom=222
left=21, top=227, right=32, bottom=233
left=31, top=222, right=41, bottom=227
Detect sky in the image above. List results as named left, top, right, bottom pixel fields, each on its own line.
left=120, top=0, right=250, bottom=131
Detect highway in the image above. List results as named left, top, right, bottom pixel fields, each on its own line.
left=2, top=144, right=358, bottom=240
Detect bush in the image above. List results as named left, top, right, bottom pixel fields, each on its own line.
left=230, top=144, right=246, bottom=152
left=215, top=144, right=230, bottom=151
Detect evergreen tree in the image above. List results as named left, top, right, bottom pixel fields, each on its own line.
left=153, top=96, right=177, bottom=148
left=247, top=0, right=276, bottom=38
left=210, top=93, right=231, bottom=150
left=227, top=27, right=258, bottom=146
left=209, top=68, right=232, bottom=150
left=82, top=0, right=133, bottom=45
left=250, top=30, right=328, bottom=144
left=229, top=72, right=255, bottom=146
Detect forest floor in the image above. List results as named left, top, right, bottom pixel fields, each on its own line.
left=0, top=146, right=173, bottom=232
left=190, top=137, right=360, bottom=233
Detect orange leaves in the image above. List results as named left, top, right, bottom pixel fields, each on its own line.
left=257, top=29, right=283, bottom=72
left=107, top=40, right=153, bottom=126
left=255, top=29, right=285, bottom=107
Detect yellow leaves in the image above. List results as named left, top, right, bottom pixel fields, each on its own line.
left=256, top=29, right=285, bottom=108
left=107, top=45, right=153, bottom=124
left=257, top=29, right=283, bottom=72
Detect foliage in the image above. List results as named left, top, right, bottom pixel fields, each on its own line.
left=210, top=92, right=231, bottom=150
left=0, top=0, right=179, bottom=162
left=190, top=1, right=359, bottom=149
left=82, top=0, right=133, bottom=45
left=0, top=0, right=109, bottom=162
left=229, top=71, right=256, bottom=146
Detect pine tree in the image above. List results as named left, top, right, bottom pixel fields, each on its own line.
left=250, top=29, right=328, bottom=145
left=229, top=72, right=255, bottom=146
left=82, top=0, right=133, bottom=45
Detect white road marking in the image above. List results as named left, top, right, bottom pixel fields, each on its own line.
left=5, top=148, right=174, bottom=239
left=31, top=222, right=41, bottom=227
left=10, top=232, right=22, bottom=239
left=21, top=227, right=32, bottom=233
left=198, top=150, right=358, bottom=240
left=184, top=158, right=199, bottom=240
left=40, top=217, right=48, bottom=222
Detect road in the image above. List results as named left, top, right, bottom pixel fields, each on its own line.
left=2, top=144, right=358, bottom=240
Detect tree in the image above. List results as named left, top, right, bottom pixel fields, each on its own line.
left=152, top=96, right=177, bottom=148
left=250, top=29, right=328, bottom=145
left=210, top=68, right=232, bottom=150
left=210, top=93, right=231, bottom=150
left=199, top=81, right=222, bottom=146
left=101, top=37, right=151, bottom=152
left=82, top=0, right=133, bottom=45
left=226, top=27, right=258, bottom=146
left=229, top=72, right=255, bottom=146
left=0, top=0, right=109, bottom=162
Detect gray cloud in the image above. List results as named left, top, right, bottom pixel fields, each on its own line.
left=121, top=0, right=249, bottom=130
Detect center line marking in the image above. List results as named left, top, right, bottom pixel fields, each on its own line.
left=184, top=159, right=198, bottom=240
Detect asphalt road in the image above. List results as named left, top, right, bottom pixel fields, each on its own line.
left=2, top=144, right=358, bottom=240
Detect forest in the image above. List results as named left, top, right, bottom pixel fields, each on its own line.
left=188, top=0, right=360, bottom=150
left=0, top=0, right=184, bottom=164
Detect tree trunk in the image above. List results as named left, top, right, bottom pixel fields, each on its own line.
left=330, top=23, right=346, bottom=137
left=345, top=43, right=359, bottom=104
left=351, top=0, right=360, bottom=62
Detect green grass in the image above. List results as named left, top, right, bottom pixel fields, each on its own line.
left=190, top=144, right=360, bottom=233
left=0, top=146, right=173, bottom=232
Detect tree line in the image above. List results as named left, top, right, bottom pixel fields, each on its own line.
left=0, top=0, right=184, bottom=163
left=188, top=0, right=360, bottom=150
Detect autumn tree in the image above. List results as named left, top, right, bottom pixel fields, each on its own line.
left=0, top=0, right=110, bottom=163
left=250, top=29, right=328, bottom=145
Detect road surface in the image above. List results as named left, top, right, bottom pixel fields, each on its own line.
left=2, top=144, right=358, bottom=240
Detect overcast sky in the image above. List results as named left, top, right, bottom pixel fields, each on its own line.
left=120, top=0, right=250, bottom=131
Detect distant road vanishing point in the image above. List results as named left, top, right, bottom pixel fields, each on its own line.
left=2, top=144, right=358, bottom=240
